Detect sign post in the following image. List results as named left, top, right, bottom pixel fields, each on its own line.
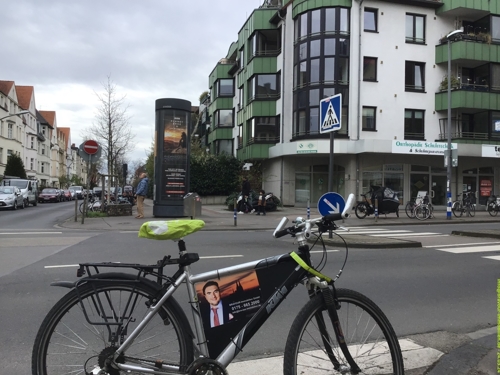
left=79, top=140, right=101, bottom=224
left=320, top=94, right=342, bottom=193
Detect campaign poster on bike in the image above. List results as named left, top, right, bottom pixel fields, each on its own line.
left=161, top=111, right=188, bottom=201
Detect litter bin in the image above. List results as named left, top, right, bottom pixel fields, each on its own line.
left=184, top=193, right=202, bottom=219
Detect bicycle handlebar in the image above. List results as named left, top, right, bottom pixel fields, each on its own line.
left=273, top=193, right=355, bottom=239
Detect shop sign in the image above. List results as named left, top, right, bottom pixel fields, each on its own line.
left=297, top=141, right=318, bottom=154
left=392, top=140, right=456, bottom=155
left=481, top=145, right=500, bottom=158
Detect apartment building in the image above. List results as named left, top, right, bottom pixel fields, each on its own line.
left=203, top=0, right=500, bottom=207
left=36, top=110, right=53, bottom=186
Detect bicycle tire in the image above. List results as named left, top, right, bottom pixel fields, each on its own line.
left=405, top=202, right=415, bottom=219
left=452, top=201, right=463, bottom=217
left=488, top=202, right=498, bottom=217
left=78, top=201, right=85, bottom=214
left=468, top=204, right=475, bottom=217
left=414, top=204, right=430, bottom=221
left=355, top=203, right=368, bottom=219
left=284, top=288, right=404, bottom=375
left=32, top=279, right=193, bottom=375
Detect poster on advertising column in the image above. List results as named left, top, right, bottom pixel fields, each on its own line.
left=162, top=111, right=188, bottom=201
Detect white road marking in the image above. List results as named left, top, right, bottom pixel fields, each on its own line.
left=45, top=264, right=79, bottom=268
left=425, top=241, right=500, bottom=248
left=483, top=255, right=500, bottom=261
left=199, top=255, right=244, bottom=259
left=370, top=232, right=446, bottom=237
left=436, top=245, right=500, bottom=254
left=0, top=232, right=62, bottom=235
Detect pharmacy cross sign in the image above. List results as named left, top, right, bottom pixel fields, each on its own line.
left=320, top=94, right=342, bottom=134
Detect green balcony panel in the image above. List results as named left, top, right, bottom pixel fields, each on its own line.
left=240, top=57, right=278, bottom=82
left=238, top=9, right=278, bottom=47
left=435, top=90, right=500, bottom=111
left=209, top=97, right=233, bottom=113
left=209, top=65, right=233, bottom=89
left=237, top=144, right=271, bottom=161
left=293, top=0, right=352, bottom=17
left=208, top=127, right=233, bottom=144
left=437, top=0, right=499, bottom=15
left=436, top=41, right=500, bottom=65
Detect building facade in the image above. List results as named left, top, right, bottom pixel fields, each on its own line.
left=204, top=0, right=500, bottom=207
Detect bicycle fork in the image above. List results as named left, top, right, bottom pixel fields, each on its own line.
left=308, top=278, right=361, bottom=374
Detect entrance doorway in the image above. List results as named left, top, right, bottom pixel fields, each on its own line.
left=409, top=167, right=447, bottom=206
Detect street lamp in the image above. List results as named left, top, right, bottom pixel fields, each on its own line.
left=0, top=110, right=29, bottom=121
left=446, top=28, right=463, bottom=220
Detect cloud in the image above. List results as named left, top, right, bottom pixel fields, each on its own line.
left=2, top=0, right=262, bottom=163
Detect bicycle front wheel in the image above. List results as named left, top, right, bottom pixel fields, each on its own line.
left=32, top=280, right=193, bottom=375
left=468, top=204, right=475, bottom=217
left=452, top=201, right=463, bottom=217
left=284, top=288, right=404, bottom=375
left=414, top=205, right=430, bottom=221
left=488, top=202, right=498, bottom=217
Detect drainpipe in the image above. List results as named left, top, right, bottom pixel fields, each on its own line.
left=278, top=9, right=286, bottom=203
left=355, top=0, right=364, bottom=198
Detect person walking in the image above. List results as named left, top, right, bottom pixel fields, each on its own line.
left=241, top=176, right=253, bottom=213
left=256, top=190, right=266, bottom=216
left=135, top=172, right=149, bottom=219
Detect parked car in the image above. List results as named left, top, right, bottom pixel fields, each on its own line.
left=0, top=186, right=25, bottom=210
left=69, top=186, right=83, bottom=199
left=62, top=189, right=73, bottom=201
left=38, top=188, right=62, bottom=203
left=0, top=177, right=38, bottom=207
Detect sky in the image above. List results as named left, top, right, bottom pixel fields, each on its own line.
left=2, top=0, right=262, bottom=165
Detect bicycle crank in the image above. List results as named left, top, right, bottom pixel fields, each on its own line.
left=187, top=358, right=228, bottom=375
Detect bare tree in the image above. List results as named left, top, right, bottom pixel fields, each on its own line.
left=86, top=76, right=134, bottom=203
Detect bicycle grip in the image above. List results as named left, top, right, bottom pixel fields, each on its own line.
left=323, top=213, right=343, bottom=221
left=273, top=228, right=290, bottom=238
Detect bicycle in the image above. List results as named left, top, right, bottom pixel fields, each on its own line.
left=452, top=191, right=475, bottom=217
left=32, top=193, right=404, bottom=375
left=79, top=197, right=107, bottom=214
left=404, top=198, right=417, bottom=219
left=412, top=198, right=434, bottom=221
left=486, top=195, right=500, bottom=217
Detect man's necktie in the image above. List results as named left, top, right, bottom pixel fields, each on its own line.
left=213, top=307, right=220, bottom=327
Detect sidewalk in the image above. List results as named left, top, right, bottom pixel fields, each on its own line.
left=59, top=199, right=499, bottom=374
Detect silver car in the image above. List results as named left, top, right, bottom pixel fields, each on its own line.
left=0, top=186, right=25, bottom=210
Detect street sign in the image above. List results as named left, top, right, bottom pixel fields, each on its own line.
left=317, top=192, right=345, bottom=216
left=83, top=140, right=99, bottom=155
left=78, top=142, right=101, bottom=164
left=320, top=94, right=342, bottom=134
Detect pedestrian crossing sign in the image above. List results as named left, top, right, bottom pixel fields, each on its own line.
left=320, top=94, right=342, bottom=133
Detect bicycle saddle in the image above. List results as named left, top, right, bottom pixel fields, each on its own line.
left=139, top=220, right=205, bottom=240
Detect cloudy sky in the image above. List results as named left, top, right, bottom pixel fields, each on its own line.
left=2, top=0, right=262, bottom=164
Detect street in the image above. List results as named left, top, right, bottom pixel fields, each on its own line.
left=0, top=202, right=497, bottom=374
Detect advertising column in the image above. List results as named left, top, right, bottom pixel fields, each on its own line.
left=153, top=98, right=191, bottom=217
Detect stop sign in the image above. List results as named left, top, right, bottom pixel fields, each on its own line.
left=83, top=140, right=99, bottom=155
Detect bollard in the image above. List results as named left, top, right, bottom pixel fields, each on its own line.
left=233, top=198, right=237, bottom=227
left=375, top=198, right=379, bottom=222
left=81, top=194, right=86, bottom=224
left=74, top=196, right=78, bottom=222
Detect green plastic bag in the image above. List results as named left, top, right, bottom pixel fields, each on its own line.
left=138, top=220, right=205, bottom=240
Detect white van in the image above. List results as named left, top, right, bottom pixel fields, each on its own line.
left=0, top=178, right=38, bottom=206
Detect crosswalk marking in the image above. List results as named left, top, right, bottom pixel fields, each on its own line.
left=435, top=244, right=500, bottom=254
left=370, top=232, right=446, bottom=237
left=425, top=241, right=500, bottom=248
left=483, top=255, right=500, bottom=261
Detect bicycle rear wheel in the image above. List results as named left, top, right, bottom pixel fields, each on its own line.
left=405, top=202, right=415, bottom=219
left=488, top=202, right=498, bottom=217
left=32, top=280, right=193, bottom=375
left=468, top=204, right=475, bottom=217
left=452, top=201, right=463, bottom=217
left=284, top=288, right=404, bottom=375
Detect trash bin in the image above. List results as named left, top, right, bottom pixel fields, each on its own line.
left=184, top=193, right=202, bottom=219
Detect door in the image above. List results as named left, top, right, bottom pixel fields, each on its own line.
left=430, top=175, right=446, bottom=206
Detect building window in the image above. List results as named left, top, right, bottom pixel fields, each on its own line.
left=30, top=158, right=34, bottom=170
left=364, top=8, right=377, bottom=32
left=248, top=74, right=280, bottom=101
left=250, top=116, right=280, bottom=144
left=406, top=14, right=425, bottom=44
left=7, top=149, right=13, bottom=158
left=215, top=139, right=233, bottom=155
left=362, top=107, right=376, bottom=131
left=363, top=57, right=377, bottom=81
left=240, top=48, right=245, bottom=69
left=215, top=109, right=233, bottom=128
left=405, top=61, right=425, bottom=91
left=215, top=79, right=234, bottom=97
left=0, top=147, right=2, bottom=164
left=251, top=29, right=281, bottom=58
left=405, top=109, right=425, bottom=140
left=41, top=162, right=45, bottom=174
left=31, top=137, right=34, bottom=149
left=8, top=124, right=13, bottom=139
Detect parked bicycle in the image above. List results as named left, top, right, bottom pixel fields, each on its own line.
left=412, top=194, right=434, bottom=221
left=79, top=197, right=106, bottom=214
left=487, top=194, right=500, bottom=217
left=32, top=193, right=404, bottom=375
left=355, top=186, right=400, bottom=219
left=452, top=191, right=475, bottom=217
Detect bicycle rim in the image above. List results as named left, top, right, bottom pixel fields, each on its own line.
left=355, top=203, right=368, bottom=219
left=469, top=204, right=475, bottom=217
left=284, top=289, right=404, bottom=375
left=414, top=205, right=430, bottom=221
left=405, top=203, right=415, bottom=219
left=32, top=281, right=192, bottom=375
left=488, top=203, right=498, bottom=217
left=452, top=202, right=462, bottom=217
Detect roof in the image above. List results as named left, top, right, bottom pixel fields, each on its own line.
left=0, top=80, right=15, bottom=97
left=58, top=127, right=71, bottom=150
left=36, top=110, right=53, bottom=129
left=39, top=110, right=56, bottom=128
left=15, top=85, right=34, bottom=110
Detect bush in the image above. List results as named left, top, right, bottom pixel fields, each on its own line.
left=190, top=153, right=242, bottom=196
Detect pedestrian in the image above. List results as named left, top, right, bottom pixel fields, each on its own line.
left=241, top=176, right=253, bottom=213
left=256, top=190, right=266, bottom=216
left=134, top=172, right=148, bottom=219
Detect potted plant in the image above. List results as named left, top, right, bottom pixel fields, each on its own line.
left=439, top=75, right=461, bottom=91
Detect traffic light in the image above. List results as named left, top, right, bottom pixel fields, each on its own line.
left=122, top=163, right=128, bottom=180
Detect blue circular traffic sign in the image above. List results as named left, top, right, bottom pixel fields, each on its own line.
left=317, top=192, right=345, bottom=216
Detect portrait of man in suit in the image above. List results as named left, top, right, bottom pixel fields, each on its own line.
left=202, top=281, right=234, bottom=328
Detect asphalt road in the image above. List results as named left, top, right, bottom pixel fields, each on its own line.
left=0, top=202, right=497, bottom=374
